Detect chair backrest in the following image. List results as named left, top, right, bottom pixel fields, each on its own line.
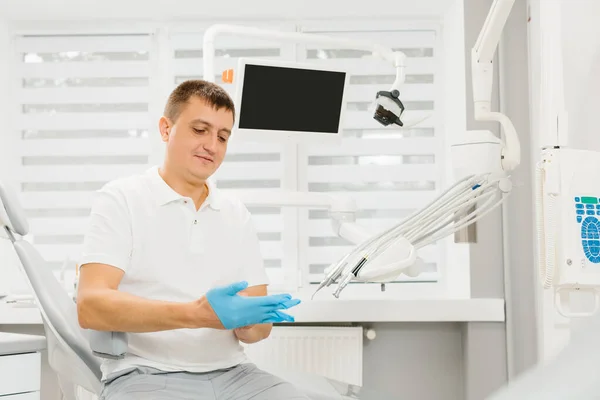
left=0, top=182, right=28, bottom=237
left=0, top=182, right=102, bottom=395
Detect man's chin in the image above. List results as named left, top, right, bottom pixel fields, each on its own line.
left=188, top=167, right=214, bottom=181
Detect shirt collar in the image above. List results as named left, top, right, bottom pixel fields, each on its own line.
left=145, top=166, right=222, bottom=210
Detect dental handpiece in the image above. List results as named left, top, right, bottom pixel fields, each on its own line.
left=311, top=262, right=346, bottom=299
left=333, top=257, right=368, bottom=298
left=333, top=273, right=354, bottom=298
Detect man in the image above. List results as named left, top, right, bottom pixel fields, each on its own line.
left=77, top=80, right=306, bottom=399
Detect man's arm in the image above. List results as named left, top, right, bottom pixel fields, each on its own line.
left=77, top=186, right=295, bottom=333
left=233, top=284, right=273, bottom=344
left=77, top=263, right=222, bottom=332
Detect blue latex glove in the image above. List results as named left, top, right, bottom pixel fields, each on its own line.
left=205, top=281, right=301, bottom=329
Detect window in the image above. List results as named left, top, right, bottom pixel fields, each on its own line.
left=8, top=20, right=464, bottom=297
left=12, top=33, right=153, bottom=279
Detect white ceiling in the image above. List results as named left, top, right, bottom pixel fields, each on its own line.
left=0, top=0, right=456, bottom=21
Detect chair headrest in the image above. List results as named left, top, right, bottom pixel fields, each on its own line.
left=0, top=182, right=29, bottom=236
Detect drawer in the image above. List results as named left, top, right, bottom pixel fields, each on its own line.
left=1, top=392, right=40, bottom=400
left=0, top=352, right=41, bottom=396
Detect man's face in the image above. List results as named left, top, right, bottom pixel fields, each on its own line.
left=160, top=96, right=233, bottom=181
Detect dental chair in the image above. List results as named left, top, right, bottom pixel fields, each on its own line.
left=0, top=182, right=101, bottom=400
left=0, top=181, right=363, bottom=400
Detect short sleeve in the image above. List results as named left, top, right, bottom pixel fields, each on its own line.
left=79, top=185, right=132, bottom=272
left=237, top=209, right=270, bottom=288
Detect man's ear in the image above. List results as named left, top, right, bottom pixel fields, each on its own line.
left=158, top=116, right=171, bottom=143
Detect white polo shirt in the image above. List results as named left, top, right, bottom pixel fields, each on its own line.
left=80, top=166, right=269, bottom=379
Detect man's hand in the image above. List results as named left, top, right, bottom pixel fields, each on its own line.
left=233, top=290, right=263, bottom=343
left=233, top=309, right=294, bottom=343
left=232, top=285, right=294, bottom=344
left=200, top=281, right=299, bottom=330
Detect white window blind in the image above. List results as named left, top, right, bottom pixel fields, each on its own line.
left=170, top=28, right=299, bottom=288
left=296, top=27, right=443, bottom=285
left=13, top=34, right=153, bottom=272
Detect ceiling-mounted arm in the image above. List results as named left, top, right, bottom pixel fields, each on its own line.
left=202, top=24, right=402, bottom=82
left=471, top=0, right=520, bottom=172
left=472, top=0, right=514, bottom=109
left=474, top=0, right=516, bottom=65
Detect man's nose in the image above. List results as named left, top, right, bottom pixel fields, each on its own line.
left=202, top=133, right=218, bottom=154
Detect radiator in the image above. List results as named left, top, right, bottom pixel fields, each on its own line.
left=243, top=326, right=364, bottom=387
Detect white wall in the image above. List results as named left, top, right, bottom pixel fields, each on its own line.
left=561, top=0, right=600, bottom=152
left=0, top=17, right=8, bottom=292
left=529, top=0, right=600, bottom=361
left=498, top=0, right=538, bottom=379
left=2, top=0, right=455, bottom=20
left=460, top=0, right=531, bottom=397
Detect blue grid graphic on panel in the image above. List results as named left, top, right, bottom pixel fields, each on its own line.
left=575, top=197, right=600, bottom=263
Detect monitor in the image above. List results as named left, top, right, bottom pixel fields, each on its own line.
left=233, top=58, right=349, bottom=143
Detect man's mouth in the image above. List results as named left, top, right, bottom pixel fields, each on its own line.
left=194, top=155, right=214, bottom=162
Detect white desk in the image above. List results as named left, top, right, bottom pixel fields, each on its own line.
left=0, top=332, right=46, bottom=399
left=0, top=298, right=505, bottom=400
left=0, top=303, right=41, bottom=325
left=0, top=298, right=505, bottom=324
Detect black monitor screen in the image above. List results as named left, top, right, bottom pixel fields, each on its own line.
left=238, top=64, right=346, bottom=134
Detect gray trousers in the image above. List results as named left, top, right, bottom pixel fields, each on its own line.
left=100, top=363, right=310, bottom=400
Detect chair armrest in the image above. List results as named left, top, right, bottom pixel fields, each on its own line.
left=89, top=330, right=128, bottom=360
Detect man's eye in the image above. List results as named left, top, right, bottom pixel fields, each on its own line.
left=193, top=128, right=205, bottom=134
left=218, top=136, right=227, bottom=143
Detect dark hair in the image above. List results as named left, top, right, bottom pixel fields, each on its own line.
left=163, top=80, right=235, bottom=123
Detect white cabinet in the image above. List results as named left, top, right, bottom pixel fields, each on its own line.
left=0, top=352, right=41, bottom=396
left=0, top=352, right=42, bottom=400
left=0, top=333, right=45, bottom=399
